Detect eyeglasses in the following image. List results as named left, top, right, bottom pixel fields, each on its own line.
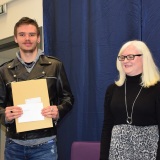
left=118, top=54, right=142, bottom=61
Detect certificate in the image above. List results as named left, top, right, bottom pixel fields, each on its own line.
left=11, top=79, right=53, bottom=133
left=18, top=102, right=44, bottom=123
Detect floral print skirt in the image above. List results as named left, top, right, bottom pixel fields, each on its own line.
left=109, top=124, right=159, bottom=160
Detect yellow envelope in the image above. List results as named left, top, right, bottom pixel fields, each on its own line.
left=11, top=79, right=53, bottom=133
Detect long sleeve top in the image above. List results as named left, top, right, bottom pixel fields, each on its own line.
left=100, top=74, right=160, bottom=160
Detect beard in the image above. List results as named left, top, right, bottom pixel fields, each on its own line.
left=20, top=45, right=38, bottom=54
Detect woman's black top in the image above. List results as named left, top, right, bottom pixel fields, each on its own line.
left=100, top=74, right=160, bottom=159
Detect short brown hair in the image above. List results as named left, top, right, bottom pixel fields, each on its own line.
left=14, top=17, right=40, bottom=36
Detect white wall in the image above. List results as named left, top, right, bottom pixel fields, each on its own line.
left=0, top=1, right=43, bottom=159
left=0, top=0, right=43, bottom=39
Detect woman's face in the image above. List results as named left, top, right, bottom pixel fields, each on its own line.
left=120, top=45, right=143, bottom=76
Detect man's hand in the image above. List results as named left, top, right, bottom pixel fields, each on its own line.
left=41, top=105, right=59, bottom=120
left=5, top=106, right=23, bottom=122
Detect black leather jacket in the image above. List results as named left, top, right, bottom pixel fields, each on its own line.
left=0, top=55, right=74, bottom=140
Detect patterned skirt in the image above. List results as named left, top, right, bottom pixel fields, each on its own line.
left=109, top=124, right=159, bottom=160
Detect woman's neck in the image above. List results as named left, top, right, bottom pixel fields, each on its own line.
left=126, top=74, right=142, bottom=83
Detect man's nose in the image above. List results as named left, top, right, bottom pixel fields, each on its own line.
left=25, top=34, right=30, bottom=40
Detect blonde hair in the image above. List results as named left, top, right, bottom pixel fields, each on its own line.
left=115, top=40, right=160, bottom=87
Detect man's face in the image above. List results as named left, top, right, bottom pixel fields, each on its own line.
left=14, top=24, right=40, bottom=53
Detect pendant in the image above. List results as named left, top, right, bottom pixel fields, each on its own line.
left=126, top=117, right=132, bottom=124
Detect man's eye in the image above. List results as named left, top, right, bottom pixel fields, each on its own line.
left=19, top=34, right=25, bottom=36
left=29, top=33, right=36, bottom=36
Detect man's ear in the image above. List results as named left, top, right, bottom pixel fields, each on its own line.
left=14, top=36, right=18, bottom=43
left=37, top=35, right=40, bottom=43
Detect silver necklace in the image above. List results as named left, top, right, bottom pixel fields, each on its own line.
left=125, top=80, right=143, bottom=124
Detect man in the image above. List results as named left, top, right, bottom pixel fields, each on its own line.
left=0, top=17, right=74, bottom=160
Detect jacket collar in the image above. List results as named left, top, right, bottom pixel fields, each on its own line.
left=7, top=55, right=52, bottom=69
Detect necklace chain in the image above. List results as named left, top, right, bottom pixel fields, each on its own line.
left=125, top=80, right=143, bottom=124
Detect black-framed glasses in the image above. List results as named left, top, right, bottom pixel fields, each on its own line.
left=118, top=54, right=142, bottom=61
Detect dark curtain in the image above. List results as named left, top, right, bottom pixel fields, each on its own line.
left=43, top=0, right=160, bottom=159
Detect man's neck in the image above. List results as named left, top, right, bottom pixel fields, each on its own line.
left=20, top=49, right=38, bottom=63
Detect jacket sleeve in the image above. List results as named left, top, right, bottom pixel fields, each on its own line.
left=56, top=63, right=74, bottom=120
left=0, top=70, right=7, bottom=126
left=100, top=84, right=115, bottom=160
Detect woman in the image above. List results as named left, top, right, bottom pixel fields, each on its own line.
left=100, top=40, right=160, bottom=160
